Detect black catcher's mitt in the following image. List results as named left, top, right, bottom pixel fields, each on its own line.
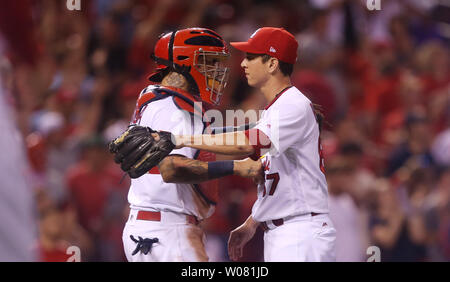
left=108, top=125, right=175, bottom=178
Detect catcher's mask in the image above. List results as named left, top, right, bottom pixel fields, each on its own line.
left=149, top=28, right=230, bottom=106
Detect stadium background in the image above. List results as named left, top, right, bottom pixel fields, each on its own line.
left=0, top=0, right=448, bottom=262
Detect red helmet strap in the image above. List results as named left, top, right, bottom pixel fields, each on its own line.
left=150, top=54, right=191, bottom=74
left=168, top=30, right=176, bottom=62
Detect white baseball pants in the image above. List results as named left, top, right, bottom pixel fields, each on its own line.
left=122, top=209, right=209, bottom=262
left=263, top=213, right=336, bottom=262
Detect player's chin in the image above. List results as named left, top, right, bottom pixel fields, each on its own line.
left=245, top=77, right=256, bottom=86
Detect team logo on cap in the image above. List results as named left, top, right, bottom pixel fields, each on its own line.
left=269, top=47, right=277, bottom=53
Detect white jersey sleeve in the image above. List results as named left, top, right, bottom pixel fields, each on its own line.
left=255, top=90, right=310, bottom=157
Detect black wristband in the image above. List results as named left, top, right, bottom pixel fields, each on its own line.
left=208, top=161, right=234, bottom=179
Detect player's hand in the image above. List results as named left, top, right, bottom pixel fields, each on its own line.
left=173, top=135, right=186, bottom=149
left=228, top=217, right=259, bottom=261
left=233, top=158, right=264, bottom=185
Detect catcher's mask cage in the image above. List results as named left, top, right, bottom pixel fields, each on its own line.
left=193, top=49, right=229, bottom=105
left=149, top=28, right=230, bottom=105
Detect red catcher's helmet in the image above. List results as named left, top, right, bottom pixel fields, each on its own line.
left=149, top=28, right=230, bottom=105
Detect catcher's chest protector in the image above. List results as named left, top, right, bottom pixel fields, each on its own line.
left=132, top=85, right=219, bottom=205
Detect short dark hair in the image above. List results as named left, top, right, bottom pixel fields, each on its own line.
left=260, top=54, right=294, bottom=77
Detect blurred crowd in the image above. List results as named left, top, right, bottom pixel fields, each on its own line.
left=0, top=0, right=448, bottom=262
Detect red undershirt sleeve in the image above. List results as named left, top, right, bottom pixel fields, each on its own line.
left=244, top=128, right=272, bottom=160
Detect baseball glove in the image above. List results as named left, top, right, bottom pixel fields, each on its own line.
left=108, top=125, right=176, bottom=179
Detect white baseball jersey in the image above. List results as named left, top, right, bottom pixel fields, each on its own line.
left=0, top=52, right=37, bottom=261
left=251, top=86, right=329, bottom=222
left=127, top=86, right=216, bottom=220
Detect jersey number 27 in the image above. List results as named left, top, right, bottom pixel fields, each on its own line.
left=262, top=173, right=280, bottom=197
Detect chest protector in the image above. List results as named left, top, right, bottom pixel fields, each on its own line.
left=132, top=85, right=219, bottom=205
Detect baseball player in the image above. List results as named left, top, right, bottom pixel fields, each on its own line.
left=119, top=28, right=263, bottom=262
left=174, top=27, right=336, bottom=262
left=0, top=0, right=39, bottom=262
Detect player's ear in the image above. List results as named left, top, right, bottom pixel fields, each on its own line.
left=267, top=57, right=279, bottom=74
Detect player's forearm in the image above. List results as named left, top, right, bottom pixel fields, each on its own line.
left=244, top=215, right=260, bottom=231
left=159, top=156, right=210, bottom=183
left=158, top=155, right=261, bottom=184
left=176, top=132, right=254, bottom=156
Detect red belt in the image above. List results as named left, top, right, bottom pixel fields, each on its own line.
left=136, top=210, right=199, bottom=225
left=260, top=213, right=321, bottom=231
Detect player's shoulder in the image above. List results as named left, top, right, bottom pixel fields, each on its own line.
left=138, top=85, right=204, bottom=130
left=139, top=84, right=157, bottom=96
left=138, top=84, right=178, bottom=103
left=138, top=85, right=179, bottom=111
left=275, top=86, right=311, bottom=111
left=139, top=84, right=184, bottom=96
left=286, top=86, right=311, bottom=105
left=139, top=85, right=203, bottom=116
left=135, top=87, right=182, bottom=127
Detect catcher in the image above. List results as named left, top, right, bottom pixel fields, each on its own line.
left=109, top=28, right=263, bottom=262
